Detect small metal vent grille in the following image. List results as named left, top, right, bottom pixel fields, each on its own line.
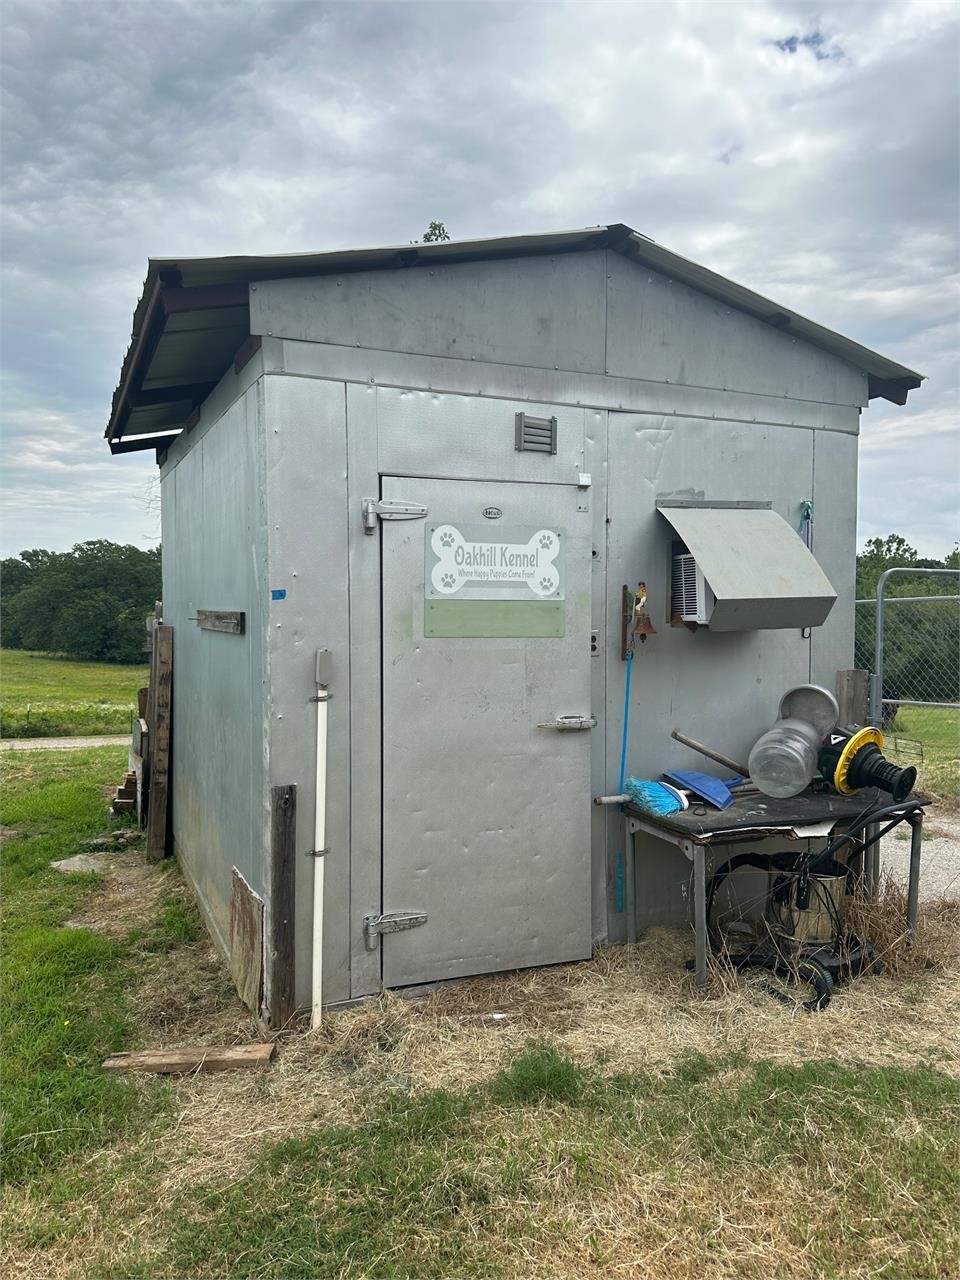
left=515, top=412, right=558, bottom=454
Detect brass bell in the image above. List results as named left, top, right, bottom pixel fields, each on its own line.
left=633, top=610, right=657, bottom=642
left=631, top=582, right=656, bottom=644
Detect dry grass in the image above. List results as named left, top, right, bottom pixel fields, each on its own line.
left=5, top=843, right=960, bottom=1280
left=124, top=900, right=960, bottom=1203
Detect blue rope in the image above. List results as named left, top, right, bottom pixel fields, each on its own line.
left=618, top=649, right=634, bottom=794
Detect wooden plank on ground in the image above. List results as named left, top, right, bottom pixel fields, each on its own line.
left=145, top=624, right=173, bottom=861
left=102, top=1043, right=274, bottom=1075
left=230, top=867, right=264, bottom=1015
left=268, top=784, right=297, bottom=1030
left=196, top=609, right=245, bottom=635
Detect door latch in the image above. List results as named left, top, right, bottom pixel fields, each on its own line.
left=537, top=715, right=597, bottom=731
left=363, top=910, right=428, bottom=948
left=362, top=498, right=428, bottom=534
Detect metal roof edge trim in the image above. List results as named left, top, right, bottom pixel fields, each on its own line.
left=105, top=222, right=924, bottom=443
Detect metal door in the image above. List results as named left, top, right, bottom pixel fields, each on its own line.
left=380, top=475, right=593, bottom=986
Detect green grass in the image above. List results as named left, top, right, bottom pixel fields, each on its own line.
left=3, top=751, right=959, bottom=1278
left=886, top=704, right=959, bottom=799
left=93, top=1047, right=959, bottom=1280
left=0, top=648, right=148, bottom=738
left=0, top=746, right=163, bottom=1182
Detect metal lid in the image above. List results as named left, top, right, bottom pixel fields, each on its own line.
left=777, top=684, right=839, bottom=735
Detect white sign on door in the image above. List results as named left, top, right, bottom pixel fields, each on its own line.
left=425, top=524, right=564, bottom=600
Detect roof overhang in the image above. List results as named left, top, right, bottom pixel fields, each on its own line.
left=105, top=223, right=924, bottom=454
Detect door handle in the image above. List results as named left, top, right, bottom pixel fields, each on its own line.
left=537, top=715, right=597, bottom=731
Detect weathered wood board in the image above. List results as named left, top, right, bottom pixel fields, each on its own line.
left=836, top=668, right=870, bottom=725
left=230, top=867, right=264, bottom=1016
left=145, top=625, right=173, bottom=861
left=103, top=1043, right=274, bottom=1074
left=196, top=609, right=245, bottom=634
left=268, top=784, right=297, bottom=1030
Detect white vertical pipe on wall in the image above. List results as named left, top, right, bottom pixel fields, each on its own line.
left=311, top=650, right=331, bottom=1029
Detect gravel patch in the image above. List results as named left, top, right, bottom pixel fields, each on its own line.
left=880, top=809, right=960, bottom=900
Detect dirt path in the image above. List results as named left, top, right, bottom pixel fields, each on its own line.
left=0, top=734, right=130, bottom=752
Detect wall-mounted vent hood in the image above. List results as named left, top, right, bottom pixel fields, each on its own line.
left=657, top=500, right=837, bottom=631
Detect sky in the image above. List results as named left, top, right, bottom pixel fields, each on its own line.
left=1, top=0, right=957, bottom=560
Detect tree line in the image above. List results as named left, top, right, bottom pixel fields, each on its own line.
left=0, top=534, right=956, bottom=684
left=1, top=541, right=161, bottom=664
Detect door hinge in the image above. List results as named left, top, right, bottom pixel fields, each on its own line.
left=362, top=498, right=428, bottom=534
left=363, top=910, right=429, bottom=948
left=537, top=714, right=597, bottom=731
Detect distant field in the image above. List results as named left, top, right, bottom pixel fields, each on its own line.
left=0, top=650, right=147, bottom=738
left=887, top=704, right=959, bottom=801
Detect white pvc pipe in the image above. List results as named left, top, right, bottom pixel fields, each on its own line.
left=310, top=671, right=329, bottom=1030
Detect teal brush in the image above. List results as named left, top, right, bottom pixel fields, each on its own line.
left=623, top=778, right=688, bottom=817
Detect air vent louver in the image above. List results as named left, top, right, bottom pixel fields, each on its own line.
left=515, top=413, right=558, bottom=454
left=672, top=553, right=715, bottom=624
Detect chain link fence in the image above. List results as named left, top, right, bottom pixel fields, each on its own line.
left=855, top=574, right=959, bottom=798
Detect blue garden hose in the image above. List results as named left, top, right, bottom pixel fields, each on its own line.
left=615, top=649, right=634, bottom=913
left=618, top=649, right=634, bottom=794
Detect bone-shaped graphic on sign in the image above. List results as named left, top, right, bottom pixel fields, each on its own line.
left=430, top=525, right=560, bottom=597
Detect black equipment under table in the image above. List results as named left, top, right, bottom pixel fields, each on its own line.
left=621, top=787, right=927, bottom=987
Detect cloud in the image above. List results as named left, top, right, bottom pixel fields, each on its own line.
left=1, top=0, right=957, bottom=557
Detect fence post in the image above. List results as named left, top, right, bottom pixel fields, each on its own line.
left=836, top=670, right=869, bottom=725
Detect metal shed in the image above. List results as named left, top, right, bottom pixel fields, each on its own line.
left=105, top=223, right=922, bottom=1023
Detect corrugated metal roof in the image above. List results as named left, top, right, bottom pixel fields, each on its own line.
left=105, top=223, right=924, bottom=450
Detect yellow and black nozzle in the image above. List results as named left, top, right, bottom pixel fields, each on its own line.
left=818, top=725, right=917, bottom=802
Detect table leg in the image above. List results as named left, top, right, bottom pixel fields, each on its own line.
left=625, top=821, right=637, bottom=945
left=688, top=841, right=707, bottom=989
left=864, top=822, right=879, bottom=894
left=907, top=810, right=923, bottom=936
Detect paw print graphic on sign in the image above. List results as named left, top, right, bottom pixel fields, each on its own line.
left=439, top=531, right=455, bottom=548
left=539, top=576, right=554, bottom=593
left=539, top=533, right=553, bottom=550
left=441, top=572, right=456, bottom=589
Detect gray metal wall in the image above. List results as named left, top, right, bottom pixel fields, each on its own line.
left=262, top=375, right=353, bottom=1007
left=160, top=245, right=863, bottom=1008
left=603, top=413, right=855, bottom=935
left=159, top=367, right=270, bottom=963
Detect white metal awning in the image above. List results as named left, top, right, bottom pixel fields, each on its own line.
left=657, top=501, right=837, bottom=631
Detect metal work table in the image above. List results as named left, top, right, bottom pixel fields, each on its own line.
left=622, top=788, right=927, bottom=988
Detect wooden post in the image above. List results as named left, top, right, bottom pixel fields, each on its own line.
left=142, top=620, right=159, bottom=826
left=146, top=625, right=173, bottom=862
left=835, top=669, right=869, bottom=726
left=269, top=784, right=297, bottom=1030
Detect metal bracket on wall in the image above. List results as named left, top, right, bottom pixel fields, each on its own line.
left=363, top=910, right=428, bottom=949
left=537, top=714, right=597, bottom=731
left=362, top=497, right=428, bottom=534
